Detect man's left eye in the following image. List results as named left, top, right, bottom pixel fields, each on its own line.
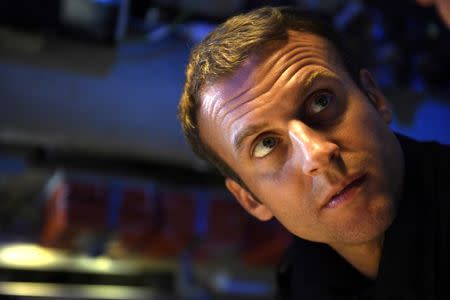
left=252, top=136, right=278, bottom=158
left=309, top=92, right=333, bottom=114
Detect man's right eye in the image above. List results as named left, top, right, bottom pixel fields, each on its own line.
left=252, top=136, right=278, bottom=158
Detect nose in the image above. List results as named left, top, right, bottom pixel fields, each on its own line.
left=288, top=120, right=340, bottom=176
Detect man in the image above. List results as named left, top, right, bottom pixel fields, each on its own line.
left=178, top=6, right=450, bottom=299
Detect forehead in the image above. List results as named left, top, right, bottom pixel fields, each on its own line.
left=199, top=31, right=342, bottom=114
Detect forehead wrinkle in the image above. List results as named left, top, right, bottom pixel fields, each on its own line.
left=281, top=33, right=332, bottom=59
left=218, top=77, right=271, bottom=119
left=215, top=37, right=332, bottom=123
left=273, top=42, right=328, bottom=65
left=220, top=42, right=326, bottom=111
left=228, top=92, right=275, bottom=130
left=229, top=64, right=336, bottom=123
left=221, top=57, right=336, bottom=139
left=275, top=54, right=330, bottom=89
left=259, top=45, right=329, bottom=86
left=218, top=60, right=290, bottom=124
left=211, top=56, right=280, bottom=124
left=258, top=40, right=332, bottom=92
left=287, top=31, right=342, bottom=69
left=225, top=48, right=328, bottom=114
left=212, top=85, right=252, bottom=123
left=220, top=86, right=278, bottom=131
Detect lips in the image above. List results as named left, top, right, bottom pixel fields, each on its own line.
left=323, top=174, right=367, bottom=209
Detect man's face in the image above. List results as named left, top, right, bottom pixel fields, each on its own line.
left=197, top=31, right=404, bottom=246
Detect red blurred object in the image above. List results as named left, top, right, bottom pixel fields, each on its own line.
left=42, top=181, right=109, bottom=250
left=241, top=219, right=292, bottom=266
left=67, top=181, right=109, bottom=230
left=194, top=198, right=246, bottom=260
left=118, top=187, right=158, bottom=251
left=142, top=192, right=195, bottom=258
left=40, top=182, right=68, bottom=247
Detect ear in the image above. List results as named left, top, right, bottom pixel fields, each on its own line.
left=359, top=69, right=393, bottom=124
left=225, top=178, right=273, bottom=221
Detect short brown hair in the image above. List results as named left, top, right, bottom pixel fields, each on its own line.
left=178, top=6, right=361, bottom=185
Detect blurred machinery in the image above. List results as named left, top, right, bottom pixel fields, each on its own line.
left=0, top=167, right=287, bottom=299
left=127, top=0, right=450, bottom=92
left=1, top=0, right=449, bottom=90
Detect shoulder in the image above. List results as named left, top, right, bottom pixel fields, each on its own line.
left=398, top=135, right=449, bottom=193
left=398, top=134, right=450, bottom=168
left=276, top=237, right=331, bottom=299
left=275, top=237, right=371, bottom=299
left=398, top=135, right=450, bottom=219
left=383, top=135, right=450, bottom=298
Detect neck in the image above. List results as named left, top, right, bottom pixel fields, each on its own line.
left=330, top=235, right=384, bottom=280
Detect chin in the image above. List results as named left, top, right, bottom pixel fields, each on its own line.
left=332, top=197, right=397, bottom=245
left=322, top=195, right=396, bottom=245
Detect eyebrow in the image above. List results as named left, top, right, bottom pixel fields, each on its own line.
left=302, top=69, right=335, bottom=93
left=231, top=70, right=336, bottom=154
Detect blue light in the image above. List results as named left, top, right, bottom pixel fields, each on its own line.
left=218, top=278, right=272, bottom=295
left=376, top=43, right=395, bottom=61
left=92, top=0, right=118, bottom=5
left=107, top=183, right=123, bottom=229
left=0, top=157, right=26, bottom=174
left=334, top=2, right=363, bottom=30
left=410, top=75, right=425, bottom=93
left=148, top=25, right=171, bottom=42
left=182, top=22, right=216, bottom=44
left=374, top=65, right=394, bottom=88
left=371, top=23, right=385, bottom=41
left=306, top=0, right=319, bottom=10
left=391, top=99, right=450, bottom=144
left=194, top=191, right=209, bottom=238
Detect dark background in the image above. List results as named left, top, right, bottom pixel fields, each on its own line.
left=0, top=0, right=449, bottom=299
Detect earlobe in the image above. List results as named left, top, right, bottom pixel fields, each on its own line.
left=225, top=178, right=273, bottom=221
left=359, top=69, right=393, bottom=124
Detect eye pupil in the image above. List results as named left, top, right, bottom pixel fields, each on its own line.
left=262, top=137, right=276, bottom=148
left=310, top=93, right=332, bottom=114
left=316, top=95, right=329, bottom=106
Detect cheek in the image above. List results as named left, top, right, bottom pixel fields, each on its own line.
left=340, top=97, right=387, bottom=147
left=252, top=173, right=317, bottom=224
left=344, top=97, right=403, bottom=196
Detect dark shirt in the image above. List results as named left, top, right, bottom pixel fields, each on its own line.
left=276, top=135, right=450, bottom=299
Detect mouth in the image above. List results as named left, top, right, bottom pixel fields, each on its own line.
left=323, top=173, right=367, bottom=209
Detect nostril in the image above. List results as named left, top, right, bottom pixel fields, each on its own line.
left=308, top=167, right=319, bottom=176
